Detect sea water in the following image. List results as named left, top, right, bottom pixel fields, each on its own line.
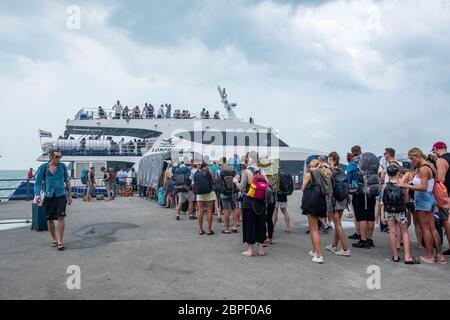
left=0, top=170, right=27, bottom=200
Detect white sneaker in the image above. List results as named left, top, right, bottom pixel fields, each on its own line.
left=334, top=249, right=351, bottom=257
left=326, top=245, right=336, bottom=253
left=312, top=255, right=324, bottom=264
left=308, top=250, right=316, bottom=257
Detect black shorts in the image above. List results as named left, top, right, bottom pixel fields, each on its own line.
left=43, top=196, right=67, bottom=221
left=352, top=193, right=376, bottom=222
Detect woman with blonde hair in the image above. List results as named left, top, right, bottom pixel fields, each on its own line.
left=234, top=151, right=267, bottom=257
left=397, top=148, right=446, bottom=264
left=325, top=152, right=351, bottom=257
left=301, top=160, right=331, bottom=263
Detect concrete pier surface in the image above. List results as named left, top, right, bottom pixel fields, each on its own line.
left=0, top=192, right=448, bottom=300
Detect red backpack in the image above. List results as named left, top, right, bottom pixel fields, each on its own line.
left=247, top=167, right=268, bottom=200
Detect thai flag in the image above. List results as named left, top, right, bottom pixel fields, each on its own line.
left=39, top=129, right=53, bottom=138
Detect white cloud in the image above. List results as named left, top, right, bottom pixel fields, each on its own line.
left=0, top=0, right=449, bottom=169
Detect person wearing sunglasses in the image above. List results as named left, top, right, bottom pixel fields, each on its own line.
left=34, top=149, right=72, bottom=251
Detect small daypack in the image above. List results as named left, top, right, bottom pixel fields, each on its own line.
left=221, top=164, right=236, bottom=196
left=332, top=168, right=350, bottom=201
left=278, top=169, right=294, bottom=195
left=246, top=167, right=268, bottom=201
left=382, top=182, right=405, bottom=213
left=80, top=169, right=89, bottom=185
left=194, top=168, right=213, bottom=195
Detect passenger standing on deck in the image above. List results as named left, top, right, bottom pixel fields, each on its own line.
left=113, top=100, right=123, bottom=119
left=158, top=105, right=164, bottom=119
left=302, top=160, right=330, bottom=264
left=396, top=148, right=446, bottom=264
left=431, top=142, right=450, bottom=255
left=325, top=152, right=351, bottom=257
left=194, top=161, right=217, bottom=235
left=34, top=149, right=72, bottom=251
left=234, top=152, right=267, bottom=257
left=27, top=168, right=34, bottom=179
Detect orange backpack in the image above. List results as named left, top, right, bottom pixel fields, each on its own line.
left=423, top=164, right=449, bottom=209
left=433, top=175, right=449, bottom=209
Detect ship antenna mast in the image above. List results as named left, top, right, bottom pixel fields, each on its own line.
left=217, top=86, right=238, bottom=120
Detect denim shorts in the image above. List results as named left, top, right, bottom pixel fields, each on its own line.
left=414, top=191, right=436, bottom=212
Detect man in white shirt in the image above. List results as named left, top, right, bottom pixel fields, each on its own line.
left=158, top=105, right=164, bottom=119
left=113, top=100, right=123, bottom=119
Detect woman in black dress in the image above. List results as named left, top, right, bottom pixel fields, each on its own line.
left=234, top=153, right=267, bottom=257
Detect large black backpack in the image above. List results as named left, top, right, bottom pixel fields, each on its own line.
left=221, top=164, right=236, bottom=196
left=301, top=173, right=326, bottom=215
left=332, top=168, right=349, bottom=201
left=382, top=182, right=405, bottom=213
left=194, top=168, right=213, bottom=195
left=278, top=169, right=294, bottom=195
left=358, top=152, right=381, bottom=196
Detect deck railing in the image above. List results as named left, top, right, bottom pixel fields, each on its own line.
left=74, top=108, right=228, bottom=121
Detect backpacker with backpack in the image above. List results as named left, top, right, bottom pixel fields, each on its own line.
left=194, top=168, right=213, bottom=195
left=301, top=171, right=327, bottom=215
left=80, top=169, right=89, bottom=185
left=259, top=159, right=280, bottom=193
left=220, top=164, right=236, bottom=196
left=173, top=166, right=191, bottom=193
left=358, top=152, right=381, bottom=197
left=278, top=169, right=294, bottom=195
left=332, top=168, right=350, bottom=201
left=382, top=182, right=405, bottom=213
left=246, top=167, right=268, bottom=201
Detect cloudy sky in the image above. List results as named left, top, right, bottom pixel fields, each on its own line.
left=1, top=0, right=449, bottom=170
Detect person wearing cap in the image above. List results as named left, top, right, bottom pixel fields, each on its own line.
left=432, top=142, right=450, bottom=255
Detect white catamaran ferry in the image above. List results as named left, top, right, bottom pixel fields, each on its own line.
left=32, top=86, right=324, bottom=194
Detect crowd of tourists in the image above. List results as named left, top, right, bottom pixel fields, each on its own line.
left=33, top=142, right=450, bottom=266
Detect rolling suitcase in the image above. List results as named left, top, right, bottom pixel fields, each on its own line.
left=31, top=203, right=48, bottom=231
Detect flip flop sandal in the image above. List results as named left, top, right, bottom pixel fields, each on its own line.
left=51, top=241, right=58, bottom=248
left=405, top=257, right=421, bottom=265
left=419, top=256, right=435, bottom=264
left=436, top=259, right=447, bottom=265
left=222, top=230, right=231, bottom=235
left=391, top=256, right=401, bottom=263
left=57, top=244, right=65, bottom=251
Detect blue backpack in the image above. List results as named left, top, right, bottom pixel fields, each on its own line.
left=158, top=187, right=166, bottom=206
left=80, top=169, right=89, bottom=185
